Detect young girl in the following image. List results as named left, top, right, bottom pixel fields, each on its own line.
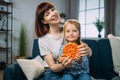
left=35, top=2, right=92, bottom=80
left=57, top=19, right=92, bottom=80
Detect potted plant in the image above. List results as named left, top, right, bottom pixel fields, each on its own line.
left=60, top=12, right=66, bottom=23
left=93, top=19, right=104, bottom=38
left=60, top=12, right=66, bottom=18
left=17, top=23, right=27, bottom=58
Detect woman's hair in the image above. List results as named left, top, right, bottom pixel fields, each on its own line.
left=63, top=19, right=81, bottom=45
left=35, top=2, right=55, bottom=37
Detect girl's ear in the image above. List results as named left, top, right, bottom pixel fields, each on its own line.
left=42, top=20, right=47, bottom=24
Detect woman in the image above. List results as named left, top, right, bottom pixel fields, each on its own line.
left=35, top=2, right=91, bottom=80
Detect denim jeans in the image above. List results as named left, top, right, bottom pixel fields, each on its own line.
left=61, top=73, right=91, bottom=80
left=43, top=69, right=62, bottom=80
left=42, top=69, right=91, bottom=80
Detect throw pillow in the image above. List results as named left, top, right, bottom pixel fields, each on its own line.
left=108, top=34, right=120, bottom=75
left=17, top=55, right=45, bottom=80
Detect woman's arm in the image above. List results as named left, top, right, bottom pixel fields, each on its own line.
left=88, top=47, right=92, bottom=57
left=76, top=42, right=92, bottom=61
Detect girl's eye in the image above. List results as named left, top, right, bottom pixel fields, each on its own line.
left=73, top=30, right=77, bottom=32
left=65, top=30, right=70, bottom=33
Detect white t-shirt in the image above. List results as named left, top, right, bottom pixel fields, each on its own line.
left=38, top=33, right=63, bottom=67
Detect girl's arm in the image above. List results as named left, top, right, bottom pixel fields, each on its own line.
left=44, top=53, right=73, bottom=72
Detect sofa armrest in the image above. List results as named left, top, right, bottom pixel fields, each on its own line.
left=3, top=56, right=33, bottom=80
left=3, top=63, right=16, bottom=80
left=98, top=38, right=119, bottom=79
left=3, top=62, right=27, bottom=80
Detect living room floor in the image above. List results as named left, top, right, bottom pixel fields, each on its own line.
left=0, top=69, right=3, bottom=80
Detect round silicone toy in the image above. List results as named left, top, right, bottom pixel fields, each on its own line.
left=62, top=43, right=79, bottom=60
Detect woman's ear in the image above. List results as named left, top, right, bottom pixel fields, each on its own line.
left=42, top=20, right=47, bottom=24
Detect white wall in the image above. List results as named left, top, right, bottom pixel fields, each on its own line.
left=115, top=0, right=120, bottom=36
left=10, top=0, right=66, bottom=57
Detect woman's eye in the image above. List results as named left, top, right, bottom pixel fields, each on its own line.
left=44, top=12, right=49, bottom=16
left=51, top=7, right=55, bottom=11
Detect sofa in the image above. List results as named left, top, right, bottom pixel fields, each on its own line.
left=3, top=38, right=119, bottom=80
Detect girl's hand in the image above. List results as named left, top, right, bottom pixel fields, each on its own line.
left=57, top=54, right=65, bottom=63
left=62, top=57, right=74, bottom=68
left=57, top=55, right=74, bottom=68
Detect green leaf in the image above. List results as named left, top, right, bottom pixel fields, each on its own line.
left=18, top=23, right=27, bottom=56
left=60, top=12, right=66, bottom=18
left=93, top=19, right=104, bottom=33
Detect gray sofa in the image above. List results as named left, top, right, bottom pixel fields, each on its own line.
left=3, top=38, right=119, bottom=80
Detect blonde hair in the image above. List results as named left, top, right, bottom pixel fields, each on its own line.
left=63, top=19, right=81, bottom=45
left=63, top=19, right=81, bottom=32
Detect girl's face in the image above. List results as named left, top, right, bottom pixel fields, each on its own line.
left=64, top=23, right=80, bottom=43
left=42, top=7, right=61, bottom=25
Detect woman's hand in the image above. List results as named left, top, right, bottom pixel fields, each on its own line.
left=76, top=42, right=92, bottom=61
left=79, top=43, right=89, bottom=56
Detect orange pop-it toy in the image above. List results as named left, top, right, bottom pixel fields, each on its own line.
left=62, top=43, right=79, bottom=60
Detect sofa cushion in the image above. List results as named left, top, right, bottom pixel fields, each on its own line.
left=98, top=38, right=118, bottom=79
left=108, top=34, right=120, bottom=75
left=32, top=39, right=44, bottom=60
left=32, top=39, right=40, bottom=58
left=82, top=39, right=103, bottom=79
left=17, top=56, right=45, bottom=80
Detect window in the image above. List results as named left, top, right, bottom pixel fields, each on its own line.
left=79, top=0, right=104, bottom=38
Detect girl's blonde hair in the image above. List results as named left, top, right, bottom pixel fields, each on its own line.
left=63, top=19, right=81, bottom=32
left=63, top=19, right=81, bottom=45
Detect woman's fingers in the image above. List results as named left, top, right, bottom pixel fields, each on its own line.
left=77, top=43, right=89, bottom=56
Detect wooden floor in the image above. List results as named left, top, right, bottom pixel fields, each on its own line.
left=0, top=69, right=3, bottom=80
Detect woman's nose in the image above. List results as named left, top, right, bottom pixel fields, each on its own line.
left=50, top=11, right=55, bottom=16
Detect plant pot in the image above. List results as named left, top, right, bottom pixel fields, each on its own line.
left=16, top=56, right=26, bottom=59
left=98, top=34, right=101, bottom=38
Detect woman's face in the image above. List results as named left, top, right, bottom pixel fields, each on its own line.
left=42, top=7, right=61, bottom=25
left=64, top=23, right=80, bottom=42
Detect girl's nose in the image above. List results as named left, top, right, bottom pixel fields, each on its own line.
left=70, top=31, right=73, bottom=34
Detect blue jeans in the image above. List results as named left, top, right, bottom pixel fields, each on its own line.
left=42, top=69, right=91, bottom=80
left=43, top=69, right=62, bottom=80
left=61, top=73, right=91, bottom=80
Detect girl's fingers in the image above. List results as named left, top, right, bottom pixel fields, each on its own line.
left=64, top=58, right=73, bottom=68
left=62, top=57, right=73, bottom=68
left=57, top=55, right=66, bottom=63
left=62, top=57, right=69, bottom=64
